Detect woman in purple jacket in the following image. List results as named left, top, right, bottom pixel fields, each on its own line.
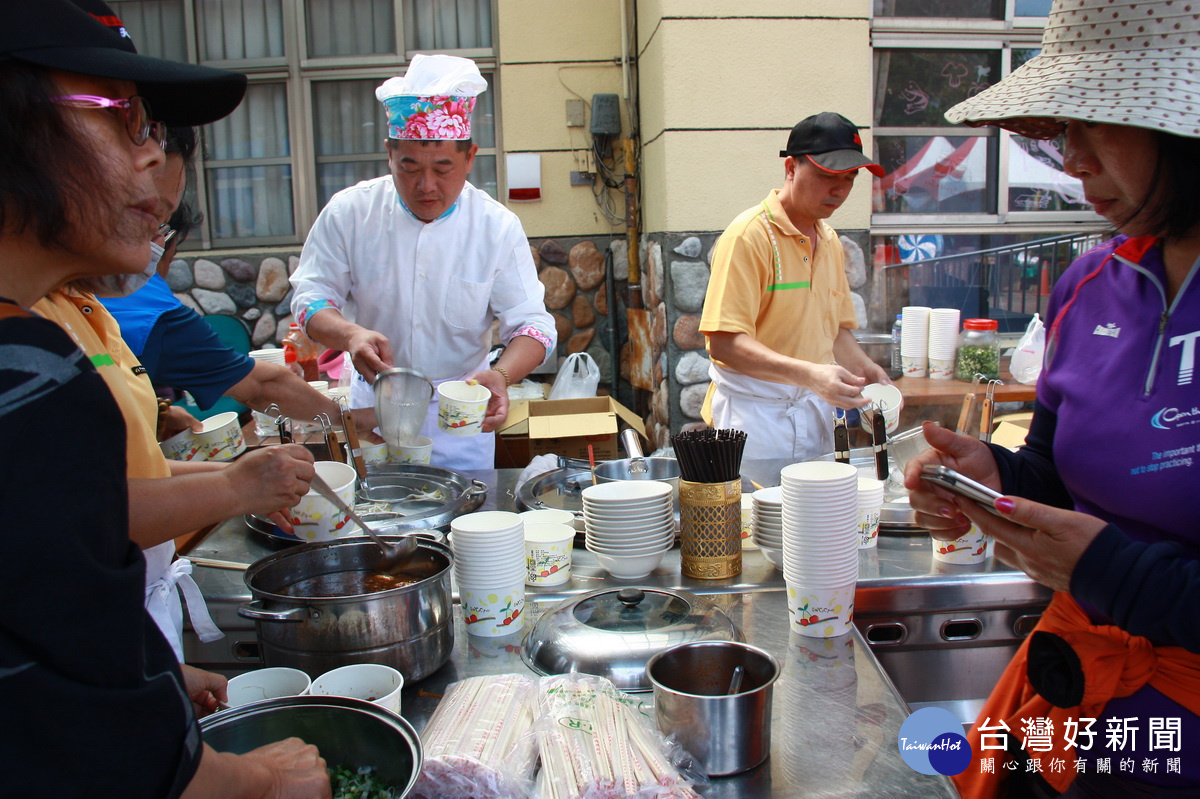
left=905, top=1, right=1200, bottom=796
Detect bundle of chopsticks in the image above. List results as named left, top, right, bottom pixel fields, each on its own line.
left=535, top=674, right=702, bottom=799
left=671, top=428, right=747, bottom=483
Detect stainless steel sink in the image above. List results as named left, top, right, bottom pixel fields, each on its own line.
left=854, top=571, right=1052, bottom=726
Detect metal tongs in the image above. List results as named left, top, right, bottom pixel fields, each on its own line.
left=955, top=374, right=985, bottom=436
left=265, top=403, right=292, bottom=444
left=980, top=379, right=1002, bottom=444
left=338, top=399, right=367, bottom=479
left=316, top=412, right=343, bottom=463
left=833, top=409, right=851, bottom=464
left=865, top=401, right=889, bottom=481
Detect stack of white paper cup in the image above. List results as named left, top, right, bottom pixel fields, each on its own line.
left=856, top=477, right=886, bottom=549
left=450, top=511, right=527, bottom=637
left=900, top=306, right=931, bottom=377
left=927, top=308, right=961, bottom=380
left=779, top=462, right=860, bottom=638
left=249, top=348, right=287, bottom=436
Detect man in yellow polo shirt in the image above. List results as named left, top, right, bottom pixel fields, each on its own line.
left=700, top=112, right=891, bottom=461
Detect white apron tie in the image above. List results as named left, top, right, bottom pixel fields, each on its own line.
left=145, top=557, right=224, bottom=661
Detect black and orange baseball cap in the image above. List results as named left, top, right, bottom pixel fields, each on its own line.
left=780, top=112, right=884, bottom=177
left=0, top=0, right=246, bottom=127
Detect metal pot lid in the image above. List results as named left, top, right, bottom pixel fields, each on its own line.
left=521, top=586, right=742, bottom=692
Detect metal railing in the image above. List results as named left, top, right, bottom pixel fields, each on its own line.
left=879, top=231, right=1113, bottom=334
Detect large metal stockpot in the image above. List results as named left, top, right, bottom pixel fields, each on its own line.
left=238, top=538, right=453, bottom=681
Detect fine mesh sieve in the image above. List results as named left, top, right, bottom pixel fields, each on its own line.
left=374, top=366, right=434, bottom=448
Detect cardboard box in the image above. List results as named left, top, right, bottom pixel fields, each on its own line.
left=495, top=396, right=646, bottom=469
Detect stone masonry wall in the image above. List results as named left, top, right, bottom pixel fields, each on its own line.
left=166, top=228, right=883, bottom=449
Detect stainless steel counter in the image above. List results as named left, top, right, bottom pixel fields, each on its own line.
left=184, top=461, right=1052, bottom=797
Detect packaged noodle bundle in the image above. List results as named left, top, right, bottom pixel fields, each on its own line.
left=411, top=674, right=538, bottom=799
left=534, top=674, right=705, bottom=799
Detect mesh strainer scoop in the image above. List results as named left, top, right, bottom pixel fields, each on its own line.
left=374, top=366, right=434, bottom=448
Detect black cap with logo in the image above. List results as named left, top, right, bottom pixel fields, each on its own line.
left=780, top=112, right=884, bottom=177
left=0, top=0, right=246, bottom=127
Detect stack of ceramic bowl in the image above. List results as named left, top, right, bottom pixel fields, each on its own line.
left=779, top=462, right=860, bottom=638
left=900, top=305, right=931, bottom=378
left=581, top=480, right=674, bottom=579
left=927, top=308, right=961, bottom=380
left=449, top=511, right=526, bottom=637
left=750, top=486, right=784, bottom=567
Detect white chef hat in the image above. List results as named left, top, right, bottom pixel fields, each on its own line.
left=375, top=53, right=488, bottom=141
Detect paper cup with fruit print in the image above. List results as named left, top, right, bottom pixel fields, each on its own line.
left=359, top=440, right=389, bottom=466
left=195, top=411, right=245, bottom=462
left=931, top=523, right=988, bottom=564
left=289, top=460, right=359, bottom=542
left=390, top=435, right=433, bottom=464
left=437, top=380, right=490, bottom=437
left=786, top=582, right=855, bottom=639
left=524, top=522, right=574, bottom=586
left=159, top=427, right=206, bottom=462
left=459, top=581, right=525, bottom=637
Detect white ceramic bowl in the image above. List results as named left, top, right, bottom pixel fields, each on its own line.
left=581, top=480, right=673, bottom=505
left=759, top=545, right=784, bottom=567
left=588, top=544, right=672, bottom=579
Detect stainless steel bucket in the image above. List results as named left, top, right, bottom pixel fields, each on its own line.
left=646, top=640, right=780, bottom=776
left=238, top=538, right=454, bottom=681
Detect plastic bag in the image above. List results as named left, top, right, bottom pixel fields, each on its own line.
left=1010, top=313, right=1045, bottom=385
left=410, top=674, right=539, bottom=799
left=548, top=352, right=600, bottom=400
left=532, top=674, right=707, bottom=799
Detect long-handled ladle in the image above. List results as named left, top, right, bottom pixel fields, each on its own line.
left=308, top=473, right=418, bottom=570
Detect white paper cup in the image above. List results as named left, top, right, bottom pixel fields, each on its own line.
left=310, top=663, right=404, bottom=716
left=520, top=508, right=577, bottom=529
left=289, top=460, right=358, bottom=542
left=901, top=354, right=929, bottom=378
left=195, top=411, right=245, bottom=462
left=787, top=582, right=856, bottom=638
left=460, top=581, right=526, bottom=637
left=928, top=356, right=956, bottom=380
left=437, top=380, right=490, bottom=436
left=390, top=435, right=433, bottom=464
left=226, top=667, right=311, bottom=708
left=159, top=427, right=206, bottom=461
left=931, top=524, right=988, bottom=564
left=359, top=440, right=389, bottom=465
left=524, top=522, right=575, bottom=586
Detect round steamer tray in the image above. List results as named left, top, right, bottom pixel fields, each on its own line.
left=246, top=463, right=486, bottom=545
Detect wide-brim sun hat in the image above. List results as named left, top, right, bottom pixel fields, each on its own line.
left=945, top=0, right=1200, bottom=140
left=0, top=0, right=247, bottom=127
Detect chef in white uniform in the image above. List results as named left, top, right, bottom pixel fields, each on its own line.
left=291, top=54, right=556, bottom=471
left=699, top=112, right=891, bottom=462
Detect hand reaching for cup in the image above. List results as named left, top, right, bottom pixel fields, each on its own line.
left=902, top=421, right=1003, bottom=540
left=223, top=444, right=315, bottom=521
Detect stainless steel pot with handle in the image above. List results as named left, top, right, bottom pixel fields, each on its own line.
left=238, top=537, right=453, bottom=681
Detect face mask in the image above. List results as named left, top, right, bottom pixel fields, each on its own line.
left=78, top=242, right=163, bottom=298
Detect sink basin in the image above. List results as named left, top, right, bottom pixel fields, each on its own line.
left=853, top=572, right=1051, bottom=727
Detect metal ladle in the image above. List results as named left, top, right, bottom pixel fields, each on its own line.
left=308, top=473, right=418, bottom=570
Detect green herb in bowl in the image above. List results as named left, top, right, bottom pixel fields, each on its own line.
left=329, top=765, right=397, bottom=799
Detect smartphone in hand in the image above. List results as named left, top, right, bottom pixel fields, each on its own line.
left=919, top=464, right=1006, bottom=518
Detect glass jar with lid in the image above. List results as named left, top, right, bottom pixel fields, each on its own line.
left=955, top=318, right=1000, bottom=381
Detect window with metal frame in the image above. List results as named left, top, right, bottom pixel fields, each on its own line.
left=109, top=0, right=497, bottom=249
